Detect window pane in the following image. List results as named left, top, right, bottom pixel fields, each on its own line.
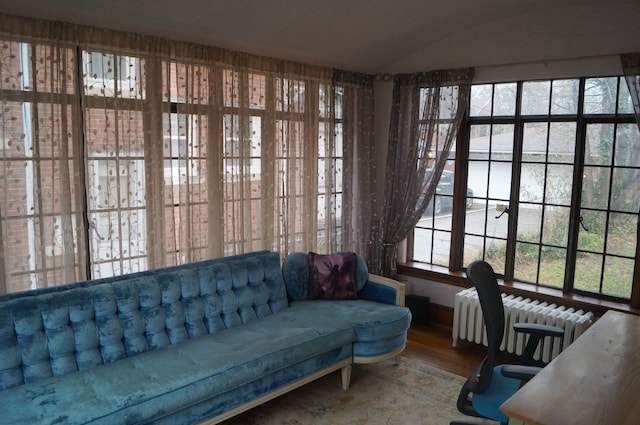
left=514, top=241, right=539, bottom=283
left=463, top=234, right=485, bottom=265
left=611, top=168, right=639, bottom=212
left=433, top=85, right=460, bottom=119
left=468, top=161, right=489, bottom=198
left=522, top=81, right=550, bottom=115
left=550, top=79, right=579, bottom=115
left=276, top=78, right=305, bottom=113
left=618, top=78, right=634, bottom=114
left=520, top=163, right=545, bottom=202
left=582, top=166, right=610, bottom=209
left=584, top=77, right=618, bottom=114
left=433, top=202, right=453, bottom=230
left=488, top=163, right=511, bottom=200
left=615, top=123, right=640, bottom=167
left=464, top=206, right=488, bottom=237
left=470, top=84, right=493, bottom=116
left=85, top=109, right=145, bottom=156
left=83, top=51, right=143, bottom=99
left=574, top=252, right=602, bottom=292
left=585, top=124, right=614, bottom=165
left=432, top=231, right=451, bottom=266
left=413, top=227, right=435, bottom=263
left=577, top=210, right=606, bottom=253
left=490, top=124, right=514, bottom=161
left=602, top=256, right=634, bottom=298
left=546, top=164, right=573, bottom=206
left=549, top=122, right=576, bottom=162
left=522, top=122, right=547, bottom=162
left=537, top=246, right=566, bottom=288
left=541, top=205, right=570, bottom=247
left=517, top=203, right=542, bottom=240
left=606, top=213, right=637, bottom=257
left=493, top=83, right=517, bottom=116
left=484, top=237, right=506, bottom=275
left=163, top=62, right=210, bottom=104
left=469, top=124, right=490, bottom=158
left=334, top=86, right=343, bottom=119
left=249, top=73, right=267, bottom=110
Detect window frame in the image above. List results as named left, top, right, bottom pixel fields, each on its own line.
left=405, top=75, right=640, bottom=310
left=1, top=40, right=348, bottom=294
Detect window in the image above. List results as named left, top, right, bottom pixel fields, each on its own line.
left=88, top=158, right=147, bottom=276
left=409, top=76, right=639, bottom=305
left=83, top=51, right=142, bottom=98
left=1, top=35, right=349, bottom=295
left=318, top=84, right=344, bottom=251
left=412, top=85, right=467, bottom=267
left=0, top=40, right=81, bottom=292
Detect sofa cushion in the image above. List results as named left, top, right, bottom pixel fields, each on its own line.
left=282, top=251, right=369, bottom=301
left=0, top=251, right=290, bottom=392
left=0, top=309, right=356, bottom=425
left=307, top=252, right=358, bottom=300
left=288, top=299, right=411, bottom=358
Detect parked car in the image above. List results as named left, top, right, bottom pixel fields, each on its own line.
left=424, top=170, right=474, bottom=215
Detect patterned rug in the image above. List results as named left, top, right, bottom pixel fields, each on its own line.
left=222, top=356, right=497, bottom=425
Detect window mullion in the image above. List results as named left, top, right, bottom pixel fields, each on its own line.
left=75, top=45, right=92, bottom=281
left=564, top=77, right=587, bottom=293
left=206, top=66, right=224, bottom=259
left=503, top=82, right=524, bottom=281
left=449, top=113, right=469, bottom=270
left=260, top=74, right=276, bottom=250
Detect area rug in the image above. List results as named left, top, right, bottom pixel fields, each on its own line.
left=222, top=356, right=496, bottom=425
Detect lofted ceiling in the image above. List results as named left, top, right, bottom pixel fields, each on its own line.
left=0, top=0, right=639, bottom=74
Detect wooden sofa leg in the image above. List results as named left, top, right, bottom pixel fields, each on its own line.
left=341, top=364, right=352, bottom=390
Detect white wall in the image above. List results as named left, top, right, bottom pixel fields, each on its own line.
left=399, top=274, right=462, bottom=308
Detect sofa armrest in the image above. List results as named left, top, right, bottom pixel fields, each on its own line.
left=357, top=274, right=406, bottom=306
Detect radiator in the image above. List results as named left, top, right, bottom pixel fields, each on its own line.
left=452, top=287, right=594, bottom=363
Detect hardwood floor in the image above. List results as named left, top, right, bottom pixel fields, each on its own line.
left=403, top=323, right=518, bottom=377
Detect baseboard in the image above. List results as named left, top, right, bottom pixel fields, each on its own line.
left=429, top=303, right=454, bottom=328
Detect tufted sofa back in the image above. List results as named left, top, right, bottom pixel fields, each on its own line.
left=0, top=250, right=288, bottom=391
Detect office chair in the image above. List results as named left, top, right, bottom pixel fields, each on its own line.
left=450, top=260, right=564, bottom=425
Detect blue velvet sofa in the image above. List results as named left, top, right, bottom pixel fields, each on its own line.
left=0, top=250, right=411, bottom=425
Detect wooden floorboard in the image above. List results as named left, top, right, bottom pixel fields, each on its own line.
left=403, top=323, right=518, bottom=378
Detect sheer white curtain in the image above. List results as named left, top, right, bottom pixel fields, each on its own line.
left=0, top=18, right=86, bottom=293
left=0, top=14, right=375, bottom=294
left=378, top=69, right=473, bottom=276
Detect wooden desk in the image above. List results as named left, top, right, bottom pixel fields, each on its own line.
left=500, top=310, right=640, bottom=425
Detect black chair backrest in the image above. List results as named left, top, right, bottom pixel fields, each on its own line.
left=466, top=260, right=505, bottom=393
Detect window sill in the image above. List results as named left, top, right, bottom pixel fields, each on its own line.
left=397, top=262, right=640, bottom=317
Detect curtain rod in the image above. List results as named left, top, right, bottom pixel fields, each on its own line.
left=374, top=53, right=624, bottom=80
left=473, top=53, right=623, bottom=71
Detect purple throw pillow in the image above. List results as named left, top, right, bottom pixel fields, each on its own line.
left=307, top=252, right=358, bottom=300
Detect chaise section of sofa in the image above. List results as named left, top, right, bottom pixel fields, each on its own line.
left=0, top=250, right=410, bottom=425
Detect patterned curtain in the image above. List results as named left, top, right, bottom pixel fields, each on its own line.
left=0, top=14, right=374, bottom=294
left=0, top=19, right=86, bottom=294
left=333, top=70, right=378, bottom=269
left=378, top=68, right=473, bottom=276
